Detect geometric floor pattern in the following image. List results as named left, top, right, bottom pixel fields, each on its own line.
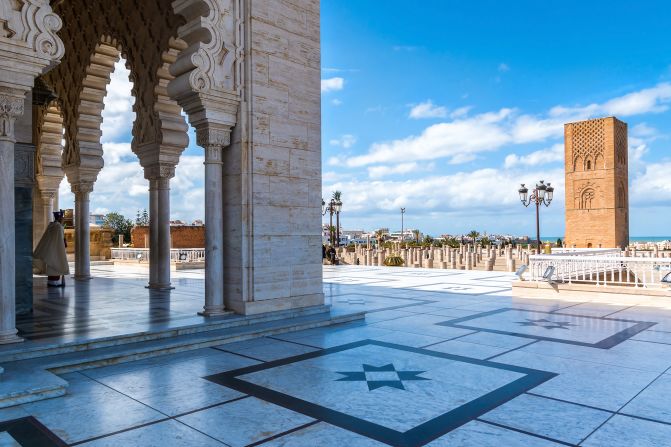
left=3, top=265, right=671, bottom=446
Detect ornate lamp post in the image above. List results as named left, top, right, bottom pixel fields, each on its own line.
left=400, top=207, right=406, bottom=247
left=518, top=180, right=554, bottom=252
left=334, top=197, right=342, bottom=246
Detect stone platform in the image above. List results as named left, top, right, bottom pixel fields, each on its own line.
left=1, top=265, right=671, bottom=446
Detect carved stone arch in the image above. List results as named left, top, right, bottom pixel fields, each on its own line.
left=584, top=156, right=593, bottom=171
left=63, top=36, right=124, bottom=182
left=573, top=155, right=583, bottom=172
left=35, top=101, right=64, bottom=180
left=594, top=153, right=604, bottom=170
left=580, top=188, right=595, bottom=210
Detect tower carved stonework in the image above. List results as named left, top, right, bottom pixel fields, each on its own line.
left=564, top=117, right=629, bottom=248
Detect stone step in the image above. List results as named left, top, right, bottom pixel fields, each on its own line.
left=0, top=305, right=332, bottom=363
left=0, top=308, right=364, bottom=408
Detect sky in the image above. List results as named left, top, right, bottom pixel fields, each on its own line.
left=61, top=1, right=671, bottom=237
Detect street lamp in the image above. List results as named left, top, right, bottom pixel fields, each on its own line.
left=322, top=194, right=343, bottom=246
left=518, top=180, right=554, bottom=252
left=400, top=207, right=406, bottom=247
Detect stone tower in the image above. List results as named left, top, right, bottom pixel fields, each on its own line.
left=564, top=117, right=629, bottom=248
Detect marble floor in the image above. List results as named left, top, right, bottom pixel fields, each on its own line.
left=4, top=265, right=671, bottom=446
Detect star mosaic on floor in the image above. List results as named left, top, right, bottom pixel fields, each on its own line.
left=440, top=308, right=656, bottom=349
left=205, top=340, right=557, bottom=447
left=336, top=363, right=430, bottom=390
left=516, top=318, right=576, bottom=330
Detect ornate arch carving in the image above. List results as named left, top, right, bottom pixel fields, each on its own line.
left=35, top=101, right=64, bottom=180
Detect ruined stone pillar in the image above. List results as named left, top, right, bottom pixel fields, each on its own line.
left=72, top=181, right=93, bottom=280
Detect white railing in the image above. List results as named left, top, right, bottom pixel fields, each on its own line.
left=110, top=248, right=206, bottom=263
left=550, top=248, right=622, bottom=257
left=528, top=254, right=671, bottom=288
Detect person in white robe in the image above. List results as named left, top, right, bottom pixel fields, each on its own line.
left=33, top=210, right=69, bottom=287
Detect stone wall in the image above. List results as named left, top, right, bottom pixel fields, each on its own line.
left=131, top=225, right=205, bottom=249
left=221, top=0, right=323, bottom=315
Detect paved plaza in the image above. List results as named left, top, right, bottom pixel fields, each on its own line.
left=3, top=265, right=671, bottom=446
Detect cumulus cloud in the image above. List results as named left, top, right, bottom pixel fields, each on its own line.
left=331, top=99, right=343, bottom=106
left=101, top=61, right=135, bottom=143
left=347, top=108, right=514, bottom=167
left=409, top=100, right=448, bottom=119
left=329, top=134, right=357, bottom=148
left=351, top=82, right=671, bottom=167
left=321, top=77, right=344, bottom=93
left=324, top=167, right=565, bottom=216
left=630, top=161, right=671, bottom=206
left=367, top=162, right=434, bottom=179
left=504, top=144, right=564, bottom=169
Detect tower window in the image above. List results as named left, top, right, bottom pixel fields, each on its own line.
left=586, top=160, right=591, bottom=170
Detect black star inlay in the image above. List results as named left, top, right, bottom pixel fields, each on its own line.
left=336, top=363, right=430, bottom=391
left=516, top=318, right=576, bottom=330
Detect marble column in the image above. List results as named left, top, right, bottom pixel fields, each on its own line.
left=0, top=89, right=25, bottom=344
left=199, top=142, right=226, bottom=316
left=41, top=191, right=54, bottom=232
left=148, top=177, right=172, bottom=289
left=72, top=182, right=93, bottom=280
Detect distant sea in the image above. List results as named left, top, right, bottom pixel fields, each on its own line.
left=543, top=236, right=671, bottom=242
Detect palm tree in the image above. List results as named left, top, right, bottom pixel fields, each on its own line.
left=412, top=229, right=421, bottom=244
left=467, top=230, right=480, bottom=242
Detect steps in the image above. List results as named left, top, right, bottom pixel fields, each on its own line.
left=0, top=306, right=364, bottom=408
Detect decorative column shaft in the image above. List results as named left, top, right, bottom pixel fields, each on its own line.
left=0, top=88, right=25, bottom=344
left=72, top=182, right=93, bottom=280
left=198, top=129, right=228, bottom=316
left=41, top=191, right=55, bottom=233
left=147, top=172, right=173, bottom=290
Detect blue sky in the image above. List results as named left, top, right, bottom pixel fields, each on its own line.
left=321, top=0, right=671, bottom=237
left=61, top=1, right=671, bottom=238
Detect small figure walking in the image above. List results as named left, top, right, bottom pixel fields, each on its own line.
left=33, top=210, right=69, bottom=287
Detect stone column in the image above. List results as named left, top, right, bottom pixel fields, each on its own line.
left=40, top=191, right=54, bottom=233
left=199, top=140, right=226, bottom=316
left=147, top=176, right=173, bottom=289
left=72, top=181, right=93, bottom=280
left=0, top=89, right=25, bottom=344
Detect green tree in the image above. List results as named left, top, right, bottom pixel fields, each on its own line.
left=135, top=208, right=149, bottom=225
left=412, top=229, right=421, bottom=243
left=423, top=235, right=434, bottom=245
left=103, top=212, right=134, bottom=245
left=556, top=238, right=563, bottom=247
left=467, top=230, right=480, bottom=241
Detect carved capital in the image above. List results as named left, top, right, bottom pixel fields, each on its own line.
left=71, top=181, right=94, bottom=195
left=0, top=88, right=26, bottom=142
left=40, top=191, right=55, bottom=202
left=144, top=164, right=176, bottom=181
left=196, top=127, right=231, bottom=148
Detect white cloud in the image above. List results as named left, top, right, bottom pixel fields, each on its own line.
left=450, top=106, right=472, bottom=119
left=498, top=63, right=510, bottom=72
left=504, top=144, right=564, bottom=169
left=630, top=161, right=671, bottom=205
left=321, top=77, right=344, bottom=93
left=347, top=108, right=514, bottom=167
left=409, top=100, right=448, bottom=119
left=329, top=134, right=357, bottom=149
left=324, top=167, right=565, bottom=215
left=101, top=60, right=135, bottom=143
left=331, top=99, right=343, bottom=106
left=351, top=82, right=671, bottom=167
left=367, top=162, right=434, bottom=179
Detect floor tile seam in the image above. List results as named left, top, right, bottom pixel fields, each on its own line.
left=578, top=364, right=671, bottom=445
left=244, top=420, right=321, bottom=447
left=490, top=345, right=671, bottom=373
left=65, top=386, right=251, bottom=445
left=211, top=346, right=270, bottom=363
left=601, top=304, right=639, bottom=318
left=475, top=418, right=577, bottom=446
left=524, top=392, right=614, bottom=413
left=419, top=331, right=480, bottom=349
left=171, top=418, right=233, bottom=447
left=626, top=338, right=671, bottom=347
left=483, top=340, right=539, bottom=361
left=266, top=335, right=326, bottom=351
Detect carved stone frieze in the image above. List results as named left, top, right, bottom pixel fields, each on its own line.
left=0, top=87, right=25, bottom=140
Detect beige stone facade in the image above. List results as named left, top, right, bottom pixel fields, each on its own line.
left=564, top=117, right=629, bottom=248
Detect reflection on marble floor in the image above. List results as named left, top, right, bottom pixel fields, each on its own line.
left=4, top=265, right=671, bottom=446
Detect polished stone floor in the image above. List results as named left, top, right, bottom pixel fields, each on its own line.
left=3, top=265, right=671, bottom=446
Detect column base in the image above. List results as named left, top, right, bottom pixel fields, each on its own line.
left=0, top=331, right=24, bottom=345
left=74, top=275, right=92, bottom=281
left=146, top=283, right=175, bottom=291
left=198, top=307, right=232, bottom=317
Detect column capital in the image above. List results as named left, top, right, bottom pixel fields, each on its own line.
left=0, top=87, right=26, bottom=143
left=71, top=181, right=94, bottom=195
left=196, top=126, right=231, bottom=149
left=144, top=164, right=176, bottom=181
